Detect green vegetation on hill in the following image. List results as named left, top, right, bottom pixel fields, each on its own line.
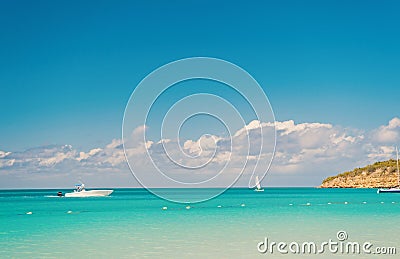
left=321, top=159, right=399, bottom=188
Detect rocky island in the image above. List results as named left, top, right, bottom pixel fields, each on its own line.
left=320, top=159, right=399, bottom=188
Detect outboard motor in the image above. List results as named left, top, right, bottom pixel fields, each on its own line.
left=57, top=191, right=63, bottom=197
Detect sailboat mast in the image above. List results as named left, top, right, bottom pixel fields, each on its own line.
left=397, top=146, right=399, bottom=187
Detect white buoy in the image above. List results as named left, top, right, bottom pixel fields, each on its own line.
left=306, top=203, right=311, bottom=206
left=363, top=201, right=367, bottom=204
left=217, top=205, right=222, bottom=208
left=327, top=202, right=332, bottom=205
left=186, top=205, right=191, bottom=210
left=289, top=203, right=293, bottom=206
left=162, top=206, right=168, bottom=210
left=381, top=202, right=384, bottom=204
left=67, top=210, right=73, bottom=214
left=392, top=202, right=396, bottom=204
left=26, top=211, right=32, bottom=215
left=241, top=204, right=245, bottom=207
left=344, top=202, right=348, bottom=205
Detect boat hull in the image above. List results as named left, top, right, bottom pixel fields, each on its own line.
left=65, top=190, right=113, bottom=197
left=377, top=188, right=400, bottom=194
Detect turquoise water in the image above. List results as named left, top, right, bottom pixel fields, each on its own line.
left=0, top=188, right=399, bottom=258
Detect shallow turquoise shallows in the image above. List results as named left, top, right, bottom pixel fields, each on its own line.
left=1, top=188, right=399, bottom=258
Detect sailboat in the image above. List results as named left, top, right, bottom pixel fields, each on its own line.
left=377, top=146, right=400, bottom=194
left=254, top=175, right=264, bottom=192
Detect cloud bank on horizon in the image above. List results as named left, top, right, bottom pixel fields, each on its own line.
left=1, top=117, right=399, bottom=188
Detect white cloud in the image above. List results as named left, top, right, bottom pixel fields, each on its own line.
left=77, top=148, right=102, bottom=161
left=0, top=151, right=11, bottom=159
left=372, top=117, right=400, bottom=143
left=38, top=151, right=75, bottom=167
left=273, top=120, right=332, bottom=136
left=0, top=158, right=15, bottom=168
left=1, top=118, right=400, bottom=188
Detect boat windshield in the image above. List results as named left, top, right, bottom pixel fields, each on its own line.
left=74, top=184, right=85, bottom=192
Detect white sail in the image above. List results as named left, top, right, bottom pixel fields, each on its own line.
left=255, top=175, right=261, bottom=190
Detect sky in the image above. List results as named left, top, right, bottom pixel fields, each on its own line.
left=0, top=0, right=399, bottom=188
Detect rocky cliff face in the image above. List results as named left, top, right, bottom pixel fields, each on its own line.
left=320, top=159, right=399, bottom=188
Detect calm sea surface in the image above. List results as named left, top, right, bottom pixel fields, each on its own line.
left=0, top=188, right=399, bottom=258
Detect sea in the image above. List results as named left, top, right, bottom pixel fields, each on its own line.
left=0, top=188, right=399, bottom=258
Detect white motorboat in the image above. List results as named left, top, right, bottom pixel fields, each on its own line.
left=377, top=146, right=400, bottom=194
left=64, top=183, right=113, bottom=197
left=254, top=175, right=264, bottom=192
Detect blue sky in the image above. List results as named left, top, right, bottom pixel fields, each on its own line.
left=0, top=1, right=400, bottom=188
left=1, top=0, right=399, bottom=151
